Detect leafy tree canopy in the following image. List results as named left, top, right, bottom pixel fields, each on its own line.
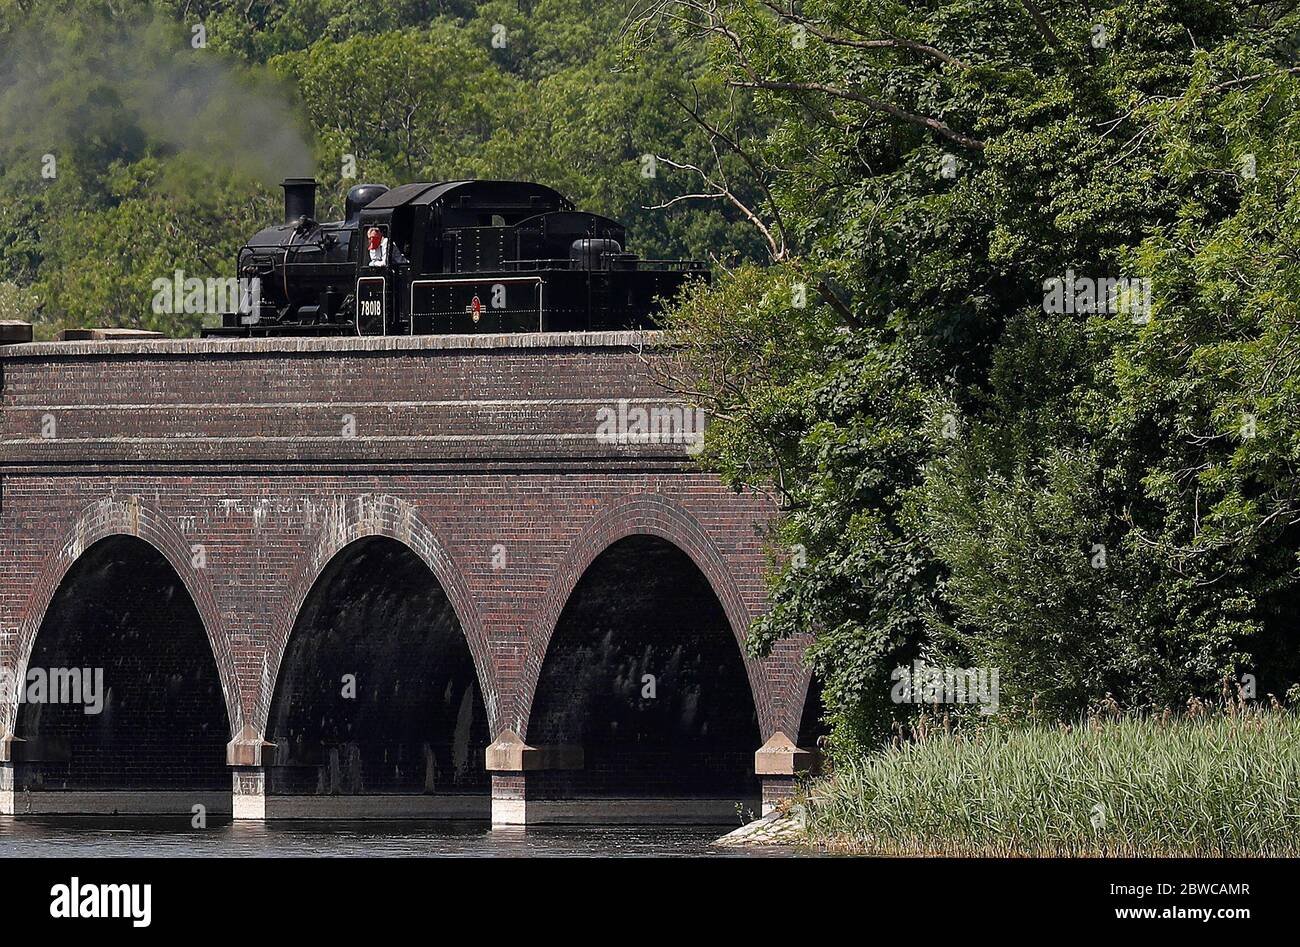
left=647, top=0, right=1300, bottom=749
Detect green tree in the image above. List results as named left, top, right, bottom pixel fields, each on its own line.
left=650, top=0, right=1300, bottom=748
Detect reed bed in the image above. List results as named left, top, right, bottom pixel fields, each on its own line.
left=803, top=705, right=1300, bottom=856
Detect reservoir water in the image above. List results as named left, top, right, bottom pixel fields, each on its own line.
left=0, top=817, right=808, bottom=858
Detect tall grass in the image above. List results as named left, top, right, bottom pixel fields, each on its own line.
left=803, top=705, right=1300, bottom=856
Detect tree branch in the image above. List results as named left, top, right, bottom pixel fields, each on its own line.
left=730, top=79, right=985, bottom=150
left=759, top=1, right=969, bottom=69
left=647, top=155, right=785, bottom=260
left=669, top=91, right=791, bottom=259
left=1018, top=0, right=1067, bottom=53
left=815, top=278, right=861, bottom=328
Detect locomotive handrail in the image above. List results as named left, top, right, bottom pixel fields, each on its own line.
left=497, top=258, right=707, bottom=273
left=638, top=258, right=711, bottom=268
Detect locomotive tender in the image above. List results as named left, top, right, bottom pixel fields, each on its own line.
left=204, top=177, right=708, bottom=337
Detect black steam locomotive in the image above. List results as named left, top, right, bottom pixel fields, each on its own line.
left=203, top=178, right=707, bottom=337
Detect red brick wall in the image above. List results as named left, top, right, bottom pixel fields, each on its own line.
left=0, top=333, right=812, bottom=764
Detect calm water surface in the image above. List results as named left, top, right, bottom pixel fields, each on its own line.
left=0, top=817, right=809, bottom=857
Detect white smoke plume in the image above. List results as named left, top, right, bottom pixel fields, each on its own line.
left=0, top=12, right=314, bottom=185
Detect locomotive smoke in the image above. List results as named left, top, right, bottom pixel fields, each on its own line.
left=0, top=16, right=314, bottom=185
left=136, top=57, right=317, bottom=185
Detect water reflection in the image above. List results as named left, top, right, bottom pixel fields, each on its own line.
left=0, top=817, right=809, bottom=858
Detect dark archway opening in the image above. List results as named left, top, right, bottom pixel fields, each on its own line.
left=14, top=535, right=230, bottom=791
left=798, top=675, right=832, bottom=752
left=528, top=535, right=760, bottom=799
left=265, top=537, right=490, bottom=797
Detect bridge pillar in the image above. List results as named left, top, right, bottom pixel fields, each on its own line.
left=755, top=731, right=817, bottom=816
left=485, top=730, right=583, bottom=826
left=0, top=764, right=12, bottom=816
left=231, top=768, right=265, bottom=821
left=488, top=774, right=531, bottom=827
left=0, top=733, right=18, bottom=815
left=227, top=725, right=270, bottom=822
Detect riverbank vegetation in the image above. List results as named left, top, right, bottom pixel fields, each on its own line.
left=645, top=0, right=1300, bottom=855
left=801, top=702, right=1300, bottom=856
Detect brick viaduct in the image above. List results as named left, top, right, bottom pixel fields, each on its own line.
left=0, top=331, right=818, bottom=825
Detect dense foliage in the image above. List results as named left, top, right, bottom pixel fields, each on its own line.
left=0, top=0, right=764, bottom=336
left=648, top=0, right=1300, bottom=750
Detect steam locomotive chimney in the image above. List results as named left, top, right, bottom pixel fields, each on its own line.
left=282, top=177, right=317, bottom=225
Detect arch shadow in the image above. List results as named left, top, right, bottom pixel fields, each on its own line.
left=263, top=535, right=491, bottom=800
left=796, top=672, right=831, bottom=751
left=13, top=533, right=233, bottom=794
left=525, top=533, right=763, bottom=801
left=515, top=494, right=774, bottom=739
left=4, top=497, right=240, bottom=739
left=260, top=495, right=496, bottom=734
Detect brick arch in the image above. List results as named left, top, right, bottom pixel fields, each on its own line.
left=3, top=496, right=241, bottom=738
left=258, top=494, right=497, bottom=733
left=514, top=494, right=776, bottom=739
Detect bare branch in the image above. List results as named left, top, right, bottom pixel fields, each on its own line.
left=648, top=155, right=785, bottom=260
left=1210, top=65, right=1300, bottom=91
left=669, top=91, right=791, bottom=259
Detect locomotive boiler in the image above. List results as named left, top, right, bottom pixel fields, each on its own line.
left=204, top=177, right=708, bottom=337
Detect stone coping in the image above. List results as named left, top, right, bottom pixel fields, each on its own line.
left=0, top=330, right=669, bottom=359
